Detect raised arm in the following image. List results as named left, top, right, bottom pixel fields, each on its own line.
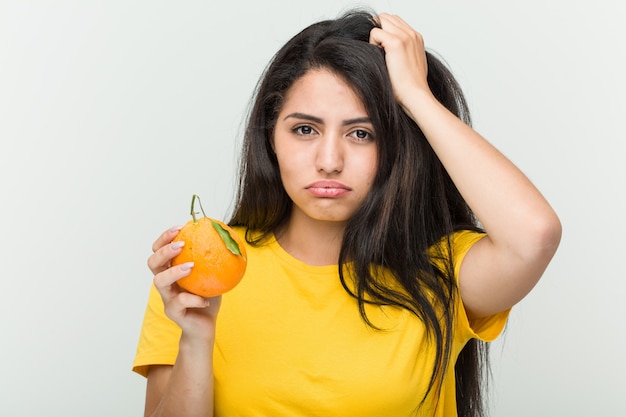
left=370, top=14, right=562, bottom=318
left=144, top=227, right=220, bottom=417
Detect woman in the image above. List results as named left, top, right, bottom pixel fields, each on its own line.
left=134, top=10, right=561, bottom=417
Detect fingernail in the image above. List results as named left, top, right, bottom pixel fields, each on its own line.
left=171, top=241, right=185, bottom=250
left=180, top=262, right=194, bottom=271
left=169, top=225, right=183, bottom=233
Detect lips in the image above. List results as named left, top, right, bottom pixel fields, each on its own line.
left=306, top=180, right=352, bottom=197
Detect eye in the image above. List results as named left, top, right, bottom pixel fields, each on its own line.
left=293, top=125, right=316, bottom=136
left=349, top=129, right=374, bottom=142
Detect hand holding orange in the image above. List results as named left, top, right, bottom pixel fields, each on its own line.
left=171, top=195, right=247, bottom=297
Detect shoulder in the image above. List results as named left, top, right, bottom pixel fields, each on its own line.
left=230, top=226, right=272, bottom=248
left=429, top=229, right=486, bottom=274
left=436, top=230, right=510, bottom=341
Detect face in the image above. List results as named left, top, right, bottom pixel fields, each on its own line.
left=272, top=68, right=378, bottom=228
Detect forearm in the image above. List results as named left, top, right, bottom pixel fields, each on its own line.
left=150, top=335, right=215, bottom=417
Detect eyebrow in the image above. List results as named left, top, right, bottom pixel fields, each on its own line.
left=283, top=112, right=371, bottom=126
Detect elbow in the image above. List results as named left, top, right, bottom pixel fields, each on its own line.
left=527, top=208, right=562, bottom=262
left=541, top=210, right=562, bottom=252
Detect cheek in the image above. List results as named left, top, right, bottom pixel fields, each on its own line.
left=275, top=153, right=304, bottom=187
left=275, top=140, right=309, bottom=170
left=361, top=152, right=379, bottom=184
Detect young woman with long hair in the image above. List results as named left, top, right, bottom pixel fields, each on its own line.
left=134, top=10, right=561, bottom=417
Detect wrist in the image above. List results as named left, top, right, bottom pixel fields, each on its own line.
left=399, top=87, right=444, bottom=126
left=179, top=328, right=216, bottom=353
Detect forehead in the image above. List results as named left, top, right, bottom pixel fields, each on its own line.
left=280, top=68, right=367, bottom=116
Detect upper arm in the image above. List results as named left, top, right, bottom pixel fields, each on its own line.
left=458, top=227, right=561, bottom=319
left=144, top=365, right=173, bottom=417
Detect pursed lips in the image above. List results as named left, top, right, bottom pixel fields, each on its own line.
left=305, top=180, right=352, bottom=197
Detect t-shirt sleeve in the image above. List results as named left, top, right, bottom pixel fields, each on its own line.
left=132, top=284, right=182, bottom=377
left=451, top=230, right=510, bottom=342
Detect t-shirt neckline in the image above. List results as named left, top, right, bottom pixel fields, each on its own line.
left=267, top=233, right=342, bottom=276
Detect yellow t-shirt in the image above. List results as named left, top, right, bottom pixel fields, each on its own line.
left=133, top=229, right=509, bottom=416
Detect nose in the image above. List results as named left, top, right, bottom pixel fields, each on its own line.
left=315, top=134, right=344, bottom=174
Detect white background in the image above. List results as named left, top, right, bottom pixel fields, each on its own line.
left=1, top=1, right=624, bottom=415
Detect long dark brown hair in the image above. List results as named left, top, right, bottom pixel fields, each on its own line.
left=230, top=10, right=490, bottom=417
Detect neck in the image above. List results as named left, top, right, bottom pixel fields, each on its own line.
left=275, top=212, right=345, bottom=266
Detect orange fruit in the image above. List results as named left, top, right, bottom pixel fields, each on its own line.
left=170, top=195, right=247, bottom=297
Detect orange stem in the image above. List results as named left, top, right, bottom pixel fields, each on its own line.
left=190, top=194, right=207, bottom=224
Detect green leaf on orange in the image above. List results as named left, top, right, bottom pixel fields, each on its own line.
left=212, top=221, right=245, bottom=259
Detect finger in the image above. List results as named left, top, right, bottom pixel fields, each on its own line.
left=205, top=295, right=222, bottom=314
left=379, top=13, right=411, bottom=30
left=164, top=291, right=209, bottom=316
left=151, top=225, right=183, bottom=253
left=147, top=239, right=187, bottom=274
left=369, top=26, right=394, bottom=48
left=147, top=225, right=185, bottom=276
left=153, top=262, right=194, bottom=300
left=376, top=14, right=408, bottom=37
left=372, top=14, right=424, bottom=47
left=370, top=22, right=410, bottom=49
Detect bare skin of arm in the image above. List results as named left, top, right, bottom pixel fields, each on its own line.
left=370, top=14, right=562, bottom=319
left=144, top=365, right=171, bottom=417
left=144, top=227, right=221, bottom=417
